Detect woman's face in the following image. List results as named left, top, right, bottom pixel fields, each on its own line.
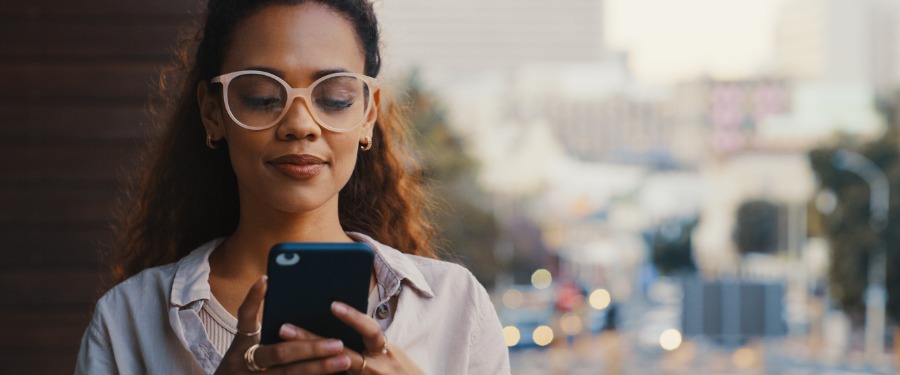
left=200, top=2, right=377, bottom=218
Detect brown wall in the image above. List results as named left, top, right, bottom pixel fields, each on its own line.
left=0, top=1, right=202, bottom=373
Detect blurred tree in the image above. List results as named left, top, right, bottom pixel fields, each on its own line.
left=398, top=71, right=502, bottom=288
left=808, top=92, right=900, bottom=324
left=733, top=199, right=781, bottom=255
left=647, top=217, right=698, bottom=276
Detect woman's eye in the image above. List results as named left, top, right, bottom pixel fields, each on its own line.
left=316, top=98, right=353, bottom=111
left=240, top=96, right=282, bottom=111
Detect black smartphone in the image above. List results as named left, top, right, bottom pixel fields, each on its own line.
left=260, top=242, right=374, bottom=352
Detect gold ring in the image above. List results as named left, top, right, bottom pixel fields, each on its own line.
left=359, top=355, right=368, bottom=374
left=370, top=335, right=388, bottom=356
left=244, top=344, right=267, bottom=372
left=238, top=323, right=261, bottom=336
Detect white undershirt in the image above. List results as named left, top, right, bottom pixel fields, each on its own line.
left=199, top=284, right=387, bottom=355
left=199, top=294, right=238, bottom=355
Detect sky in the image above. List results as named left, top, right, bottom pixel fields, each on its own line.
left=604, top=0, right=788, bottom=84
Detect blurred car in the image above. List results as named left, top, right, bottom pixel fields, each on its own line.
left=497, top=284, right=556, bottom=350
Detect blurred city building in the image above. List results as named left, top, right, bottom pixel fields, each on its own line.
left=376, top=0, right=607, bottom=85
left=376, top=1, right=898, bottom=371
left=672, top=78, right=791, bottom=156
left=764, top=0, right=898, bottom=144
left=504, top=64, right=696, bottom=168
left=776, top=0, right=900, bottom=89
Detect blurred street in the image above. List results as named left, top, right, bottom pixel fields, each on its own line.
left=505, top=295, right=897, bottom=375
left=510, top=336, right=895, bottom=375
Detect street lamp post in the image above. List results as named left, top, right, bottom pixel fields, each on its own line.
left=831, top=150, right=889, bottom=363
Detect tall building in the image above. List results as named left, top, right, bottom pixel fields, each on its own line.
left=377, top=1, right=714, bottom=170
left=507, top=84, right=680, bottom=167
left=375, top=0, right=606, bottom=84
left=776, top=0, right=900, bottom=90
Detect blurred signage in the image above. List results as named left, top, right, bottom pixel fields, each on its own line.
left=681, top=278, right=787, bottom=343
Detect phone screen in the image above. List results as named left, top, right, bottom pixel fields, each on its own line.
left=260, top=242, right=374, bottom=351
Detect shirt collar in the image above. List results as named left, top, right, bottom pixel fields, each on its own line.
left=347, top=232, right=435, bottom=298
left=168, top=233, right=435, bottom=307
left=170, top=238, right=222, bottom=307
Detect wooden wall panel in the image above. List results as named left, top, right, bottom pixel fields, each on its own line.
left=0, top=269, right=101, bottom=307
left=0, top=0, right=205, bottom=373
left=0, top=0, right=203, bottom=18
left=0, top=187, right=119, bottom=223
left=0, top=310, right=93, bottom=375
left=0, top=105, right=153, bottom=142
left=0, top=63, right=165, bottom=103
left=0, top=145, right=136, bottom=184
left=0, top=21, right=187, bottom=60
left=0, top=226, right=114, bottom=267
left=0, top=310, right=91, bottom=350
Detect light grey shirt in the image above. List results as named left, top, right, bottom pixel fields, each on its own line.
left=75, top=232, right=511, bottom=374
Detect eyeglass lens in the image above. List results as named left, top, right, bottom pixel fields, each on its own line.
left=226, top=73, right=370, bottom=130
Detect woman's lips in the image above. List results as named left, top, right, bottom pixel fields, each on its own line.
left=268, top=154, right=326, bottom=180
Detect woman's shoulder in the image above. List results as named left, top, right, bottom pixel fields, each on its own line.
left=405, top=253, right=476, bottom=282
left=349, top=232, right=490, bottom=300
left=397, top=252, right=490, bottom=305
left=95, top=239, right=219, bottom=311
left=94, top=262, right=179, bottom=311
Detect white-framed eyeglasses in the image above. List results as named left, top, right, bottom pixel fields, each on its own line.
left=211, top=70, right=378, bottom=132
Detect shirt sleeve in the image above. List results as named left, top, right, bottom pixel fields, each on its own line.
left=467, top=282, right=512, bottom=375
left=74, top=306, right=116, bottom=375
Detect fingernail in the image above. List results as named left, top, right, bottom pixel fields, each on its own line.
left=329, top=355, right=350, bottom=369
left=331, top=301, right=346, bottom=314
left=261, top=275, right=268, bottom=284
left=323, top=339, right=343, bottom=352
left=280, top=324, right=297, bottom=338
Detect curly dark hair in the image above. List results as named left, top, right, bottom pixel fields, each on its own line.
left=111, top=0, right=436, bottom=283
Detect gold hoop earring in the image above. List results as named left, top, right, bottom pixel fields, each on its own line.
left=359, top=136, right=373, bottom=151
left=206, top=134, right=218, bottom=149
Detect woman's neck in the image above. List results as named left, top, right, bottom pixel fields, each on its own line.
left=207, top=205, right=355, bottom=316
left=211, top=203, right=353, bottom=281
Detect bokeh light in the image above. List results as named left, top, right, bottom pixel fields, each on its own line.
left=559, top=313, right=583, bottom=336
left=531, top=269, right=552, bottom=289
left=503, top=326, right=521, bottom=347
left=532, top=325, right=554, bottom=346
left=659, top=328, right=682, bottom=351
left=502, top=289, right=524, bottom=309
left=589, top=288, right=611, bottom=310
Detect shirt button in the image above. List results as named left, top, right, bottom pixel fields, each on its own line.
left=375, top=304, right=390, bottom=319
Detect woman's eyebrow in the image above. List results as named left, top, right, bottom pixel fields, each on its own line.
left=242, top=66, right=285, bottom=77
left=311, top=68, right=350, bottom=80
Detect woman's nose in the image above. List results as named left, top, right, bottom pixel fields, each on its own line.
left=276, top=96, right=321, bottom=140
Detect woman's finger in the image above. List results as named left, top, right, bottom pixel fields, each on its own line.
left=330, top=301, right=387, bottom=354
left=234, top=275, right=267, bottom=344
left=213, top=276, right=268, bottom=375
left=277, top=323, right=322, bottom=341
left=269, top=355, right=352, bottom=375
left=344, top=349, right=370, bottom=375
left=251, top=338, right=345, bottom=369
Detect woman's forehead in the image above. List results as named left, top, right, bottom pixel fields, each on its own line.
left=222, top=2, right=366, bottom=82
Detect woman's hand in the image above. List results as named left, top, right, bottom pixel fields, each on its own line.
left=214, top=276, right=353, bottom=374
left=330, top=301, right=425, bottom=375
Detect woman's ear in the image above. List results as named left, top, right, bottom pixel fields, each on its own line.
left=197, top=81, right=224, bottom=139
left=362, top=87, right=380, bottom=136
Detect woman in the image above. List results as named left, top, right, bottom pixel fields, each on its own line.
left=75, top=0, right=510, bottom=373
